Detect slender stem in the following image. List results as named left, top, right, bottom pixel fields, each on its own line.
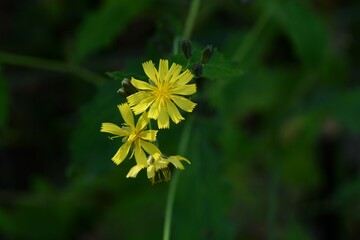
left=0, top=52, right=106, bottom=86
left=182, top=0, right=201, bottom=40
left=163, top=1, right=200, bottom=239
left=163, top=118, right=193, bottom=240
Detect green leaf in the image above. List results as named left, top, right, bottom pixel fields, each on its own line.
left=274, top=0, right=328, bottom=68
left=203, top=50, right=243, bottom=81
left=73, top=0, right=149, bottom=62
left=0, top=67, right=9, bottom=128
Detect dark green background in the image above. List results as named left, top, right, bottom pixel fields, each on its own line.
left=0, top=0, right=359, bottom=239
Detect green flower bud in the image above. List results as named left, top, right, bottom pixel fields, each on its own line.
left=121, top=78, right=138, bottom=95
left=192, top=62, right=203, bottom=77
left=181, top=40, right=192, bottom=59
left=201, top=45, right=214, bottom=64
left=117, top=88, right=129, bottom=98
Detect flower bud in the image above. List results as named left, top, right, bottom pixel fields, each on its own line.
left=181, top=40, right=192, bottom=59
left=192, top=62, right=203, bottom=77
left=201, top=45, right=214, bottom=64
left=117, top=88, right=129, bottom=98
left=121, top=78, right=138, bottom=95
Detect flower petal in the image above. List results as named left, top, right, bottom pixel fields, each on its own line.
left=131, top=78, right=156, bottom=91
left=140, top=130, right=158, bottom=141
left=112, top=142, right=131, bottom=165
left=135, top=112, right=149, bottom=131
left=158, top=59, right=169, bottom=82
left=171, top=84, right=196, bottom=95
left=140, top=140, right=161, bottom=159
left=134, top=142, right=147, bottom=166
left=127, top=91, right=151, bottom=106
left=167, top=158, right=185, bottom=170
left=147, top=99, right=161, bottom=119
left=100, top=123, right=128, bottom=136
left=167, top=155, right=191, bottom=170
left=174, top=70, right=194, bottom=86
left=147, top=165, right=155, bottom=179
left=157, top=109, right=169, bottom=129
left=126, top=165, right=145, bottom=178
left=166, top=100, right=184, bottom=124
left=171, top=96, right=197, bottom=112
left=118, top=104, right=135, bottom=128
left=165, top=63, right=182, bottom=84
left=128, top=94, right=155, bottom=115
left=142, top=61, right=159, bottom=84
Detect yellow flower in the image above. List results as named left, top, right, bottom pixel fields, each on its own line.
left=127, top=59, right=197, bottom=129
left=126, top=154, right=190, bottom=184
left=100, top=103, right=160, bottom=166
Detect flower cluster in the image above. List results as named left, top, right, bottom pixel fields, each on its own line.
left=101, top=59, right=196, bottom=183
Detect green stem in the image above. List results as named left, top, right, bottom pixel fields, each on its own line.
left=0, top=52, right=106, bottom=86
left=182, top=0, right=201, bottom=40
left=163, top=118, right=194, bottom=240
left=163, top=1, right=200, bottom=239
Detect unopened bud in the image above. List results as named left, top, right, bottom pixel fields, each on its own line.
left=117, top=88, right=128, bottom=97
left=192, top=63, right=203, bottom=77
left=181, top=40, right=192, bottom=59
left=121, top=78, right=138, bottom=95
left=201, top=45, right=214, bottom=64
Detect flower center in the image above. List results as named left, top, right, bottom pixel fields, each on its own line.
left=155, top=85, right=171, bottom=100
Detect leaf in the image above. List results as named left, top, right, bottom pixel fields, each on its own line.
left=73, top=0, right=149, bottom=62
left=0, top=67, right=9, bottom=128
left=274, top=0, right=328, bottom=68
left=203, top=50, right=243, bottom=81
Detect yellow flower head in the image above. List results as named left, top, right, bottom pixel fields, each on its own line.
left=100, top=103, right=160, bottom=166
left=126, top=154, right=191, bottom=184
left=127, top=59, right=197, bottom=129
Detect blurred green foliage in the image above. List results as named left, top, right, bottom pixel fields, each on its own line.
left=0, top=68, right=8, bottom=128
left=0, top=0, right=359, bottom=239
